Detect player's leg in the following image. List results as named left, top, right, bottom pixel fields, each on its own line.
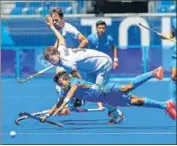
left=169, top=68, right=176, bottom=104
left=119, top=66, right=164, bottom=92
left=89, top=73, right=105, bottom=110
left=104, top=104, right=125, bottom=124
left=169, top=49, right=176, bottom=106
left=129, top=94, right=176, bottom=120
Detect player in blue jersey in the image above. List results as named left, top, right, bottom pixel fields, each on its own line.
left=44, top=16, right=123, bottom=116
left=87, top=20, right=118, bottom=69
left=40, top=66, right=176, bottom=123
left=159, top=18, right=176, bottom=107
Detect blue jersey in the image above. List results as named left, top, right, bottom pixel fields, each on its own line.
left=68, top=78, right=130, bottom=106
left=171, top=18, right=176, bottom=65
left=171, top=18, right=176, bottom=38
left=87, top=33, right=115, bottom=54
left=70, top=78, right=105, bottom=103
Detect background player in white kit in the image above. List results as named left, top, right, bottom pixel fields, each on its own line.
left=43, top=16, right=123, bottom=119
left=48, top=8, right=89, bottom=108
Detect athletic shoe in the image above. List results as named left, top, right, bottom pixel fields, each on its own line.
left=108, top=114, right=125, bottom=124
left=166, top=100, right=176, bottom=120
left=154, top=66, right=164, bottom=80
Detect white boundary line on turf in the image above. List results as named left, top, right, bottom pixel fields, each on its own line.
left=2, top=132, right=176, bottom=135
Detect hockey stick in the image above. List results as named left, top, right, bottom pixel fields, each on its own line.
left=18, top=112, right=63, bottom=128
left=15, top=107, right=104, bottom=125
left=139, top=23, right=176, bottom=43
left=16, top=65, right=55, bottom=83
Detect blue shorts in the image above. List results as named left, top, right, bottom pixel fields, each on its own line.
left=171, top=45, right=176, bottom=68
left=104, top=85, right=131, bottom=107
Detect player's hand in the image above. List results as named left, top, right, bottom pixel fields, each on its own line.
left=113, top=61, right=118, bottom=69
left=40, top=115, right=48, bottom=122
left=45, top=15, right=54, bottom=27
left=158, top=33, right=167, bottom=39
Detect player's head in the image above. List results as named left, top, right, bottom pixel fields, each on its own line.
left=54, top=71, right=70, bottom=90
left=96, top=20, right=107, bottom=36
left=43, top=46, right=60, bottom=65
left=50, top=7, right=64, bottom=28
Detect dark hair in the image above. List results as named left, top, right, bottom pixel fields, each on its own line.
left=54, top=71, right=69, bottom=83
left=96, top=20, right=107, bottom=27
left=50, top=7, right=64, bottom=17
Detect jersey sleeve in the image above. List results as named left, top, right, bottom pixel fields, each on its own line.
left=56, top=85, right=65, bottom=99
left=109, top=35, right=115, bottom=47
left=171, top=18, right=176, bottom=32
left=70, top=78, right=86, bottom=87
left=67, top=24, right=81, bottom=39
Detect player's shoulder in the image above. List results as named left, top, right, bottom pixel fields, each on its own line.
left=65, top=22, right=76, bottom=29
left=70, top=78, right=84, bottom=86
left=87, top=33, right=97, bottom=40
left=107, top=34, right=114, bottom=40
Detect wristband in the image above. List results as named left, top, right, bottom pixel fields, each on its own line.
left=64, top=97, right=70, bottom=103
left=50, top=26, right=55, bottom=29
left=45, top=113, right=50, bottom=117
left=114, top=58, right=118, bottom=62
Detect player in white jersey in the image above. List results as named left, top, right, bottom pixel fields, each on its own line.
left=49, top=8, right=88, bottom=48
left=43, top=16, right=123, bottom=118
left=47, top=9, right=106, bottom=109
left=48, top=8, right=90, bottom=108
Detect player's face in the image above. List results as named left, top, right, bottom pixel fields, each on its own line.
left=96, top=25, right=106, bottom=36
left=57, top=78, right=70, bottom=90
left=48, top=54, right=60, bottom=65
left=51, top=12, right=63, bottom=29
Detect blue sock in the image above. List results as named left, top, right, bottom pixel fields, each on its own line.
left=131, top=71, right=154, bottom=89
left=143, top=98, right=167, bottom=109
left=105, top=104, right=122, bottom=117
left=169, top=80, right=176, bottom=104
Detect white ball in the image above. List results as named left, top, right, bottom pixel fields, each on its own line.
left=10, top=131, right=16, bottom=137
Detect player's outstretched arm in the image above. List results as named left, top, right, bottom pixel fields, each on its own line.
left=77, top=33, right=89, bottom=48
left=53, top=85, right=79, bottom=115
left=159, top=28, right=175, bottom=40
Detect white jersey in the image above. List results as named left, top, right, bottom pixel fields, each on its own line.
left=58, top=22, right=80, bottom=48
left=57, top=45, right=113, bottom=74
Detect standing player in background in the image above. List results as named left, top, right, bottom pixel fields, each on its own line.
left=159, top=18, right=176, bottom=107
left=48, top=8, right=104, bottom=110
left=87, top=20, right=119, bottom=111
left=48, top=7, right=88, bottom=108
left=87, top=20, right=119, bottom=69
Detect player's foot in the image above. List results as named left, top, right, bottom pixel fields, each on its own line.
left=153, top=66, right=164, bottom=80
left=108, top=114, right=125, bottom=124
left=165, top=100, right=176, bottom=120
left=168, top=100, right=176, bottom=110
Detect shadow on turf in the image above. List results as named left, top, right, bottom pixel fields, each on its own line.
left=20, top=118, right=176, bottom=131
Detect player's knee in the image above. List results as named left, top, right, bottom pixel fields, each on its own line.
left=130, top=99, right=144, bottom=106
left=120, top=84, right=133, bottom=92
